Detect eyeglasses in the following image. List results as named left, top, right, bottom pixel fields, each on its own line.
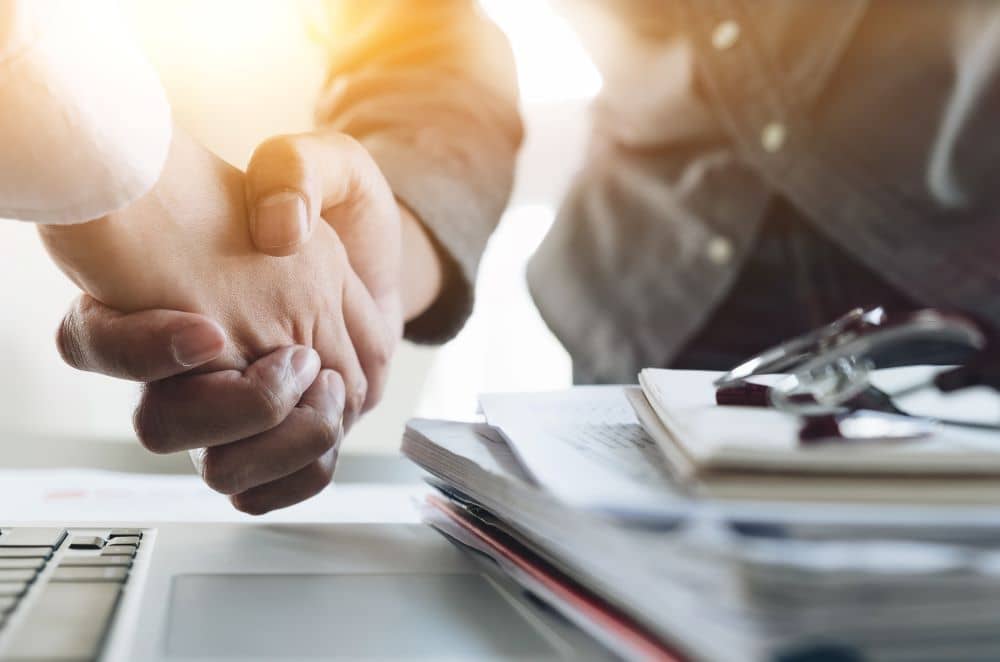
left=713, top=307, right=1000, bottom=442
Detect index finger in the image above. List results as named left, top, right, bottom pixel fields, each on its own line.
left=57, top=295, right=226, bottom=382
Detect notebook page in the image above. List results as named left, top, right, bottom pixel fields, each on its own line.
left=478, top=387, right=680, bottom=515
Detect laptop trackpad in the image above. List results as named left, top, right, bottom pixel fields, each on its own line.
left=165, top=573, right=561, bottom=659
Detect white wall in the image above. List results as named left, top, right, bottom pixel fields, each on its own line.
left=0, top=0, right=597, bottom=463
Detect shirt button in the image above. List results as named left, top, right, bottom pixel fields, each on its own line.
left=712, top=20, right=741, bottom=50
left=761, top=122, right=786, bottom=152
left=706, top=236, right=733, bottom=265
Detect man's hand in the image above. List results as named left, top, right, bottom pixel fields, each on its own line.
left=56, top=296, right=345, bottom=514
left=40, top=127, right=393, bottom=424
left=243, top=132, right=408, bottom=409
left=244, top=131, right=444, bottom=341
left=40, top=127, right=393, bottom=513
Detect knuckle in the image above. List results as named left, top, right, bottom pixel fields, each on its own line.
left=332, top=133, right=377, bottom=174
left=362, top=379, right=385, bottom=414
left=369, top=339, right=392, bottom=374
left=305, top=458, right=335, bottom=492
left=250, top=134, right=307, bottom=175
left=331, top=132, right=365, bottom=159
left=251, top=380, right=291, bottom=429
left=332, top=133, right=381, bottom=197
left=361, top=344, right=392, bottom=413
left=327, top=235, right=348, bottom=264
left=344, top=373, right=368, bottom=419
left=303, top=409, right=339, bottom=458
left=200, top=449, right=243, bottom=496
left=230, top=493, right=268, bottom=516
left=132, top=395, right=170, bottom=454
left=111, top=352, right=148, bottom=383
left=322, top=369, right=346, bottom=399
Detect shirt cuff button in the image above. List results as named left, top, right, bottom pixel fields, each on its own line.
left=761, top=122, right=787, bottom=152
left=712, top=20, right=741, bottom=50
left=706, top=236, right=734, bottom=265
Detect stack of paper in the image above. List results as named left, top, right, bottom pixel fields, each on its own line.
left=402, top=374, right=1000, bottom=660
left=402, top=418, right=751, bottom=661
left=633, top=369, right=1000, bottom=503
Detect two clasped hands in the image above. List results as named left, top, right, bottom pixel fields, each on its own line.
left=41, top=126, right=444, bottom=515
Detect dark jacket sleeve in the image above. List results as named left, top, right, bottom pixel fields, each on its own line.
left=315, top=1, right=523, bottom=343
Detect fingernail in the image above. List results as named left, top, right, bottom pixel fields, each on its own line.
left=290, top=347, right=320, bottom=392
left=171, top=323, right=224, bottom=367
left=253, top=191, right=309, bottom=250
left=324, top=371, right=346, bottom=412
left=321, top=371, right=347, bottom=443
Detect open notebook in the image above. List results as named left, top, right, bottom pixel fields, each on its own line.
left=629, top=368, right=1000, bottom=503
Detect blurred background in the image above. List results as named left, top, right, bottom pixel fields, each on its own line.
left=0, top=0, right=601, bottom=469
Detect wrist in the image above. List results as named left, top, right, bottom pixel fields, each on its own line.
left=397, top=200, right=444, bottom=322
left=37, top=214, right=122, bottom=293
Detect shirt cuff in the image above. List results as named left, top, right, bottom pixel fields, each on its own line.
left=362, top=131, right=506, bottom=344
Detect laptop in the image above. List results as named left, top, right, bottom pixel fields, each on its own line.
left=0, top=522, right=613, bottom=661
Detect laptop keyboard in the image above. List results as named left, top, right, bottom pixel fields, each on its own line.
left=0, top=527, right=144, bottom=661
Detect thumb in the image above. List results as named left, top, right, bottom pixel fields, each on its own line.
left=245, top=131, right=402, bottom=319
left=245, top=133, right=317, bottom=257
left=246, top=131, right=397, bottom=255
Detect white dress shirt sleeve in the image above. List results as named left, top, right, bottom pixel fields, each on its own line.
left=0, top=0, right=172, bottom=224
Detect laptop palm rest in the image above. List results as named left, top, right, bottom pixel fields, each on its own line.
left=165, top=573, right=561, bottom=659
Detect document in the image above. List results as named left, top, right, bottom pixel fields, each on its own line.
left=478, top=387, right=681, bottom=516
left=638, top=368, right=1000, bottom=475
left=629, top=369, right=1000, bottom=505
left=405, top=415, right=1000, bottom=662
left=421, top=495, right=680, bottom=662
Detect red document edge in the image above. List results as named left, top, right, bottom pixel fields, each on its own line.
left=426, top=493, right=685, bottom=662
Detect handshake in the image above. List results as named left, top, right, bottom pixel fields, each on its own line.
left=39, top=127, right=442, bottom=514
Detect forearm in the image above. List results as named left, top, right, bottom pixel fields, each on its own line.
left=0, top=0, right=171, bottom=224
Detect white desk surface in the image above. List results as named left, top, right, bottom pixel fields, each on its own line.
left=0, top=468, right=427, bottom=524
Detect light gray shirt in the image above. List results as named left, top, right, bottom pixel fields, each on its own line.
left=317, top=0, right=1000, bottom=383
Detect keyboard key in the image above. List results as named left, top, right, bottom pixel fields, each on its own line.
left=67, top=536, right=105, bottom=550
left=52, top=566, right=128, bottom=583
left=0, top=596, right=15, bottom=613
left=1, top=581, right=123, bottom=660
left=0, top=547, right=51, bottom=559
left=104, top=536, right=140, bottom=547
left=107, top=529, right=142, bottom=539
left=0, top=528, right=66, bottom=548
left=0, top=582, right=28, bottom=597
left=0, top=569, right=35, bottom=582
left=0, top=558, right=45, bottom=570
left=101, top=545, right=136, bottom=557
left=58, top=555, right=132, bottom=568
